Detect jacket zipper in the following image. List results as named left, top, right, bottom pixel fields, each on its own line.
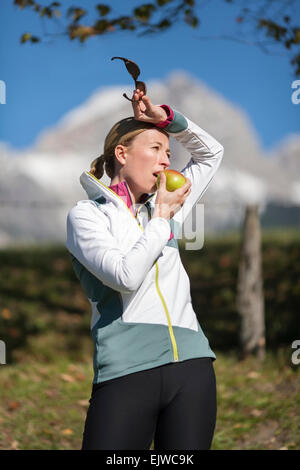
left=154, top=263, right=179, bottom=362
left=87, top=171, right=179, bottom=362
left=144, top=204, right=179, bottom=362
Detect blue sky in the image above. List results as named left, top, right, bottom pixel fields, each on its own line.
left=0, top=0, right=299, bottom=152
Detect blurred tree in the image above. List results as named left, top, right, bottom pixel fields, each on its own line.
left=13, top=0, right=300, bottom=75
left=236, top=205, right=266, bottom=361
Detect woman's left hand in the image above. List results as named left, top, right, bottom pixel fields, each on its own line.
left=132, top=89, right=167, bottom=124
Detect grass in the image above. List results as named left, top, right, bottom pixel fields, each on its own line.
left=211, top=349, right=300, bottom=450
left=0, top=358, right=92, bottom=450
left=0, top=348, right=299, bottom=450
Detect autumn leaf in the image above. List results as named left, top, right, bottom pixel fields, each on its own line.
left=77, top=399, right=89, bottom=407
left=20, top=32, right=31, bottom=43
left=2, top=308, right=12, bottom=319
left=8, top=401, right=20, bottom=411
left=61, top=428, right=73, bottom=435
left=10, top=440, right=19, bottom=450
left=60, top=373, right=75, bottom=383
left=247, top=371, right=260, bottom=379
left=75, top=372, right=86, bottom=381
left=96, top=4, right=111, bottom=16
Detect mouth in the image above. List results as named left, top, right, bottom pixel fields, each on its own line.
left=153, top=173, right=158, bottom=179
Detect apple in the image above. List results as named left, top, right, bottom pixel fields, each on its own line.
left=156, top=169, right=186, bottom=192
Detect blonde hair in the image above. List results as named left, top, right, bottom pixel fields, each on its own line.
left=90, top=117, right=168, bottom=180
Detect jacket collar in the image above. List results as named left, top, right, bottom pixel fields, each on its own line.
left=109, top=180, right=151, bottom=215
left=80, top=170, right=174, bottom=241
left=80, top=171, right=155, bottom=216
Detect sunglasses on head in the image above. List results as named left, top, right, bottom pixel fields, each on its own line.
left=111, top=57, right=146, bottom=102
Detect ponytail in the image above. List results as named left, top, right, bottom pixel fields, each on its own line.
left=90, top=153, right=114, bottom=180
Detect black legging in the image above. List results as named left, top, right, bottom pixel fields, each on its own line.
left=81, top=357, right=217, bottom=450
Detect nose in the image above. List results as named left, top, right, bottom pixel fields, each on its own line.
left=160, top=153, right=170, bottom=169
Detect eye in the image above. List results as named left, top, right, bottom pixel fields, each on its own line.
left=153, top=146, right=170, bottom=158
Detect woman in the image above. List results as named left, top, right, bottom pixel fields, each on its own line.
left=66, top=88, right=224, bottom=450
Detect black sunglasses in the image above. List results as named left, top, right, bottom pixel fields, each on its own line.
left=111, top=57, right=147, bottom=102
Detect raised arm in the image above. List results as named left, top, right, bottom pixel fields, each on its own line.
left=130, top=90, right=224, bottom=227
left=163, top=109, right=224, bottom=226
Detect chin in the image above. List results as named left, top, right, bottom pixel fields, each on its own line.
left=138, top=180, right=156, bottom=195
left=150, top=182, right=158, bottom=193
left=141, top=185, right=155, bottom=194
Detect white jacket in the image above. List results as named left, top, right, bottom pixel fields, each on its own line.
left=66, top=108, right=224, bottom=383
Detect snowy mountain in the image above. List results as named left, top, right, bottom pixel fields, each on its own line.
left=266, top=134, right=300, bottom=204
left=0, top=71, right=299, bottom=246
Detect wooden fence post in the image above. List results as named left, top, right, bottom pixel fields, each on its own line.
left=236, top=204, right=266, bottom=360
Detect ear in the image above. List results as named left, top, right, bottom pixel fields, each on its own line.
left=114, top=144, right=127, bottom=166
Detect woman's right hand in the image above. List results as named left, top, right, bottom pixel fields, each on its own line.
left=152, top=172, right=192, bottom=220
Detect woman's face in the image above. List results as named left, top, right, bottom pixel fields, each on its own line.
left=117, top=128, right=171, bottom=197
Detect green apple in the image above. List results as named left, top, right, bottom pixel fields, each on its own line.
left=156, top=169, right=186, bottom=192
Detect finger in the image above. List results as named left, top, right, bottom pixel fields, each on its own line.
left=178, top=182, right=191, bottom=196
left=131, top=90, right=141, bottom=104
left=132, top=99, right=150, bottom=120
left=132, top=90, right=148, bottom=118
left=183, top=187, right=191, bottom=198
left=141, top=95, right=153, bottom=112
left=183, top=178, right=191, bottom=191
left=132, top=90, right=140, bottom=104
left=132, top=104, right=142, bottom=120
left=132, top=93, right=143, bottom=118
left=134, top=89, right=144, bottom=101
left=181, top=189, right=191, bottom=207
left=158, top=171, right=166, bottom=189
